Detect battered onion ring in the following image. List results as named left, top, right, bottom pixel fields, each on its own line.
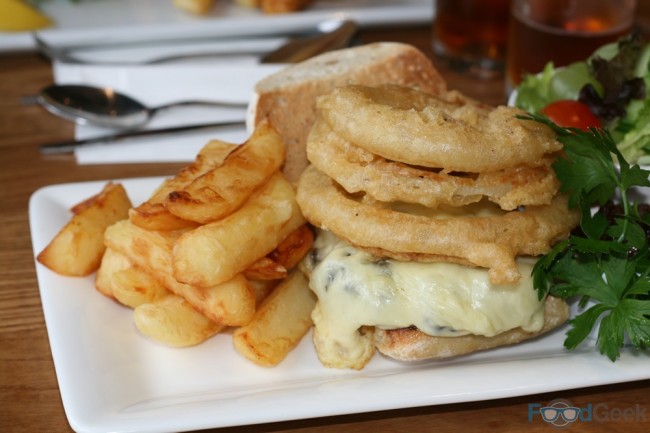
left=317, top=85, right=562, bottom=172
left=306, top=116, right=560, bottom=210
left=296, top=165, right=580, bottom=284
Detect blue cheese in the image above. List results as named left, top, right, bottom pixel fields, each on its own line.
left=306, top=231, right=545, bottom=368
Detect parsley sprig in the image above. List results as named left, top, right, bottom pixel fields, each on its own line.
left=520, top=114, right=650, bottom=361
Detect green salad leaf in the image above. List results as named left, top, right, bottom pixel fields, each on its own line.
left=515, top=62, right=556, bottom=113
left=514, top=34, right=650, bottom=164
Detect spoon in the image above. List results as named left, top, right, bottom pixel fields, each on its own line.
left=34, top=20, right=358, bottom=129
left=36, top=84, right=247, bottom=129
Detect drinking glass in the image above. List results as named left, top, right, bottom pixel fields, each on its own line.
left=506, top=0, right=637, bottom=91
left=432, top=0, right=511, bottom=78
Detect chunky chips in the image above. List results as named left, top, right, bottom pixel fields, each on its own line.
left=37, top=182, right=132, bottom=276
left=37, top=121, right=315, bottom=362
left=128, top=139, right=236, bottom=231
left=164, top=122, right=285, bottom=224
left=172, top=173, right=306, bottom=288
left=233, top=270, right=316, bottom=366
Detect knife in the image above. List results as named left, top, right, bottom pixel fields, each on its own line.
left=260, top=20, right=357, bottom=64
left=39, top=121, right=245, bottom=155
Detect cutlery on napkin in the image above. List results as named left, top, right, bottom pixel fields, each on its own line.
left=38, top=20, right=357, bottom=164
left=50, top=62, right=284, bottom=164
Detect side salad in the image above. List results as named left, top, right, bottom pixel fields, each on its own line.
left=514, top=34, right=650, bottom=165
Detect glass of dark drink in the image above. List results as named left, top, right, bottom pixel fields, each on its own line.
left=432, top=0, right=512, bottom=78
left=506, top=0, right=637, bottom=91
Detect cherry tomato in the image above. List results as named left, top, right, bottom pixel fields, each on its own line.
left=540, top=100, right=602, bottom=131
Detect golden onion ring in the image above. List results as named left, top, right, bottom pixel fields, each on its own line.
left=317, top=85, right=562, bottom=173
left=296, top=165, right=579, bottom=284
left=306, top=116, right=560, bottom=210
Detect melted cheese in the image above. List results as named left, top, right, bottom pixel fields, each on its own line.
left=305, top=231, right=545, bottom=368
left=388, top=199, right=507, bottom=219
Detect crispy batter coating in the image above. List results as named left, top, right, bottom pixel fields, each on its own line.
left=296, top=165, right=580, bottom=284
left=317, top=85, right=562, bottom=172
left=307, top=116, right=561, bottom=210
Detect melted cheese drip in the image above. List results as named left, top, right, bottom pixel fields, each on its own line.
left=388, top=199, right=507, bottom=219
left=306, top=231, right=545, bottom=368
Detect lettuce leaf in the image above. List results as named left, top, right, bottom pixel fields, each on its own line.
left=512, top=62, right=556, bottom=113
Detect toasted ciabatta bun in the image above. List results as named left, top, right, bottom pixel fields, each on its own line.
left=374, top=295, right=569, bottom=362
left=248, top=42, right=447, bottom=181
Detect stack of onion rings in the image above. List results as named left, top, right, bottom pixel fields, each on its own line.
left=297, top=84, right=579, bottom=284
left=307, top=116, right=560, bottom=210
left=316, top=85, right=562, bottom=172
left=297, top=165, right=578, bottom=284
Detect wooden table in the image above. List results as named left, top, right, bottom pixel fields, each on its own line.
left=1, top=25, right=648, bottom=433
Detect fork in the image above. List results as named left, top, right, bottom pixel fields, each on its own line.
left=32, top=33, right=273, bottom=65
left=32, top=21, right=357, bottom=65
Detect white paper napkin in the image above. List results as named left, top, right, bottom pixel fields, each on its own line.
left=63, top=37, right=288, bottom=65
left=52, top=61, right=285, bottom=164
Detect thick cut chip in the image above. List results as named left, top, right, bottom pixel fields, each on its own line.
left=134, top=295, right=224, bottom=347
left=243, top=224, right=314, bottom=280
left=97, top=247, right=169, bottom=308
left=95, top=247, right=131, bottom=299
left=129, top=201, right=199, bottom=231
left=173, top=173, right=306, bottom=288
left=233, top=270, right=316, bottom=366
left=267, top=224, right=314, bottom=271
left=164, top=121, right=286, bottom=224
left=129, top=139, right=237, bottom=230
left=244, top=257, right=288, bottom=281
left=104, top=220, right=255, bottom=326
left=37, top=182, right=132, bottom=276
left=111, top=267, right=170, bottom=309
left=249, top=279, right=279, bottom=304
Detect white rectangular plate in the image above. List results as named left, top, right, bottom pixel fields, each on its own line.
left=30, top=177, right=650, bottom=433
left=3, top=0, right=433, bottom=52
